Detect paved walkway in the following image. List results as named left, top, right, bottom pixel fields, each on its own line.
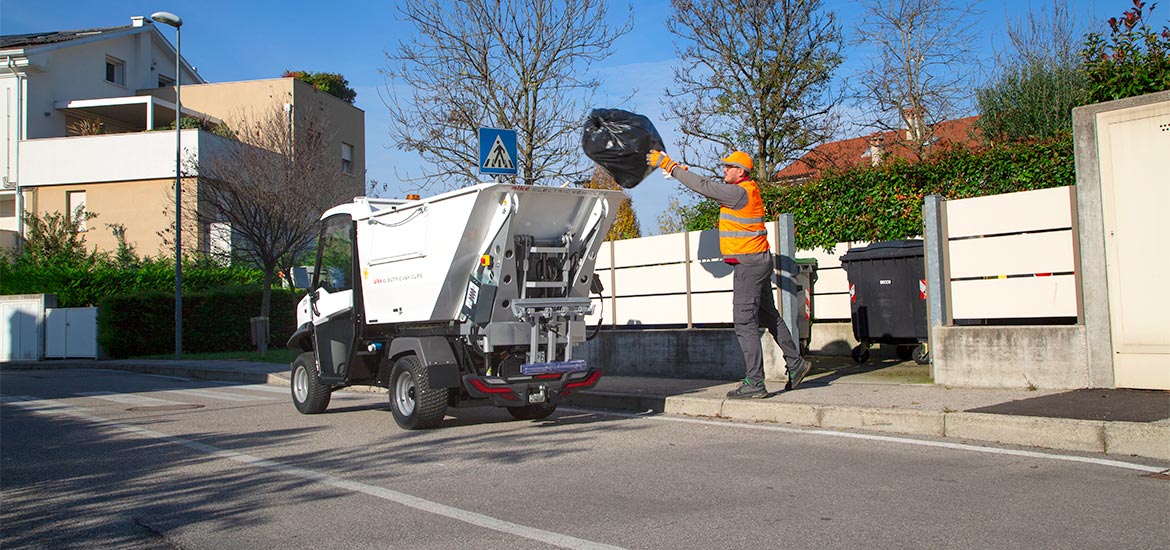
left=3, top=357, right=1167, bottom=462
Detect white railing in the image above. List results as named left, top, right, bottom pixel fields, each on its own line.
left=587, top=224, right=863, bottom=327
left=944, top=186, right=1079, bottom=321
left=588, top=185, right=1079, bottom=328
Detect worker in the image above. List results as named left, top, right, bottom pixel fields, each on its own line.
left=647, top=150, right=810, bottom=398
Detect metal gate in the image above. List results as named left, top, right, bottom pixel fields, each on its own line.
left=45, top=307, right=98, bottom=359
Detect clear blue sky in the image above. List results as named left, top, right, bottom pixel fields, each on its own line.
left=1, top=0, right=1109, bottom=234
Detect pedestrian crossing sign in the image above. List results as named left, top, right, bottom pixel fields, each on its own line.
left=478, top=127, right=518, bottom=176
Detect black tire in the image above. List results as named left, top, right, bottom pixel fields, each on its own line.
left=851, top=345, right=870, bottom=364
left=913, top=344, right=931, bottom=365
left=507, top=402, right=557, bottom=421
left=388, top=355, right=448, bottom=430
left=291, top=352, right=330, bottom=414
left=895, top=345, right=914, bottom=361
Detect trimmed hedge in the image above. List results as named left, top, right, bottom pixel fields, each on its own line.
left=680, top=134, right=1075, bottom=251
left=98, top=286, right=301, bottom=358
left=0, top=260, right=264, bottom=308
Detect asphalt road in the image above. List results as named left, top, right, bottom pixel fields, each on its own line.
left=2, top=369, right=1167, bottom=550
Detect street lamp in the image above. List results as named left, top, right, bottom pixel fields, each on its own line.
left=152, top=11, right=183, bottom=359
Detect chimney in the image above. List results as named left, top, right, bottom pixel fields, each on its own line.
left=867, top=135, right=885, bottom=166
left=131, top=16, right=146, bottom=27
left=902, top=106, right=925, bottom=142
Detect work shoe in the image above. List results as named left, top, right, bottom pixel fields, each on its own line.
left=785, top=360, right=811, bottom=391
left=726, top=381, right=768, bottom=399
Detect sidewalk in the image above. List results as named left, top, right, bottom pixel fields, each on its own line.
left=3, top=357, right=1167, bottom=461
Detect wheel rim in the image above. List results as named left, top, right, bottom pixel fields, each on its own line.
left=393, top=370, right=416, bottom=416
left=293, top=365, right=309, bottom=402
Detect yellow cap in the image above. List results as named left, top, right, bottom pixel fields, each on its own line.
left=721, top=151, right=753, bottom=171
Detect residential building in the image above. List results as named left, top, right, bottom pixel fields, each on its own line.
left=775, top=116, right=981, bottom=184
left=0, top=16, right=364, bottom=257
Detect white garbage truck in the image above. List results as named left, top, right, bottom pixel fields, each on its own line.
left=287, top=181, right=622, bottom=429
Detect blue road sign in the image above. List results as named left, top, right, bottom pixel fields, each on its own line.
left=478, top=127, right=518, bottom=176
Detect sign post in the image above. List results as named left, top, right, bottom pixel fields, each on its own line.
left=478, top=127, right=518, bottom=179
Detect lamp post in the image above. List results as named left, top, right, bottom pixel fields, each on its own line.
left=152, top=11, right=183, bottom=359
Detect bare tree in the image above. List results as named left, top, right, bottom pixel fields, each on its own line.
left=849, top=0, right=982, bottom=159
left=662, top=0, right=844, bottom=180
left=999, top=0, right=1087, bottom=68
left=193, top=101, right=354, bottom=321
left=976, top=0, right=1089, bottom=142
left=382, top=0, right=633, bottom=190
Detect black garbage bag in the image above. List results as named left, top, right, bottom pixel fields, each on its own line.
left=581, top=108, right=665, bottom=189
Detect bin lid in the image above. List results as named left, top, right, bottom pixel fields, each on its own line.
left=840, top=239, right=924, bottom=263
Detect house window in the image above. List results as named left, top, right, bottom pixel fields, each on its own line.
left=105, top=56, right=125, bottom=86
left=158, top=74, right=175, bottom=88
left=0, top=195, right=15, bottom=218
left=341, top=142, right=354, bottom=175
left=67, top=191, right=87, bottom=231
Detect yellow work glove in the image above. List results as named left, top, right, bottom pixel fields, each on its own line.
left=647, top=149, right=680, bottom=174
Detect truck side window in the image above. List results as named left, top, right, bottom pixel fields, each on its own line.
left=317, top=215, right=353, bottom=292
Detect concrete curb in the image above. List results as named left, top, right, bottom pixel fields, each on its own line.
left=570, top=390, right=1170, bottom=461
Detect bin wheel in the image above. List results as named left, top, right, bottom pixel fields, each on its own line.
left=851, top=345, right=870, bottom=364
left=912, top=344, right=931, bottom=365
left=895, top=345, right=914, bottom=361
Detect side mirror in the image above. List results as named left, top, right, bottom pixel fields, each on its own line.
left=291, top=266, right=311, bottom=290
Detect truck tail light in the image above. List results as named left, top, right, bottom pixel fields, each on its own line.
left=468, top=378, right=519, bottom=401
left=559, top=371, right=602, bottom=395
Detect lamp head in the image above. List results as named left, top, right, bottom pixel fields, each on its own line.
left=150, top=11, right=182, bottom=28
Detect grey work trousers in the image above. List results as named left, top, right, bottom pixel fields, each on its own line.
left=731, top=257, right=804, bottom=386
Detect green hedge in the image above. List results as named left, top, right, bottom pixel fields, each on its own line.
left=680, top=134, right=1075, bottom=251
left=0, top=260, right=264, bottom=307
left=98, top=286, right=301, bottom=358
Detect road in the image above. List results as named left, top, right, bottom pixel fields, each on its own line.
left=2, top=368, right=1167, bottom=550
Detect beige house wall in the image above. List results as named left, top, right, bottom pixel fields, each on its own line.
left=147, top=77, right=365, bottom=197
left=28, top=177, right=201, bottom=258
left=12, top=77, right=366, bottom=258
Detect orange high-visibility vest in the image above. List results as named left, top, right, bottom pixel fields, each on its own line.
left=719, top=179, right=769, bottom=259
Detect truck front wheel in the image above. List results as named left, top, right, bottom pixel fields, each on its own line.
left=389, top=355, right=448, bottom=429
left=291, top=352, right=331, bottom=414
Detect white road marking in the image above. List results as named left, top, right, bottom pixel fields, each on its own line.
left=164, top=388, right=275, bottom=402
left=5, top=397, right=626, bottom=550
left=562, top=407, right=1167, bottom=474
left=75, top=391, right=187, bottom=406
left=225, top=384, right=289, bottom=395
left=1, top=395, right=75, bottom=411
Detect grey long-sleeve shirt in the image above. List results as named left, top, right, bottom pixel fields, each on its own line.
left=671, top=166, right=748, bottom=210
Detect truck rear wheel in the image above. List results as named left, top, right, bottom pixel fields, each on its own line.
left=507, top=403, right=557, bottom=421
left=291, top=352, right=330, bottom=414
left=389, top=355, right=448, bottom=429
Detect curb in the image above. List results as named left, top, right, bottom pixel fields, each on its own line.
left=569, top=390, right=1170, bottom=461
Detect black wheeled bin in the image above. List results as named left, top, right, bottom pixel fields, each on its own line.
left=839, top=240, right=929, bottom=364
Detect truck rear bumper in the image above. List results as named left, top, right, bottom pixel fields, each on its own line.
left=462, top=369, right=603, bottom=407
